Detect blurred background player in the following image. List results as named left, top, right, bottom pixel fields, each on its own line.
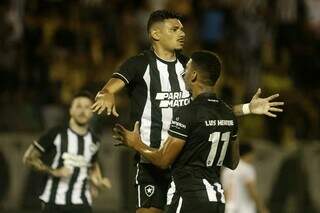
left=92, top=9, right=283, bottom=213
left=23, top=91, right=111, bottom=213
left=222, top=142, right=269, bottom=213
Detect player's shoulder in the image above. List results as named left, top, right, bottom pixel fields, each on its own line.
left=217, top=97, right=236, bottom=116
left=127, top=50, right=153, bottom=62
left=239, top=161, right=256, bottom=177
left=122, top=50, right=150, bottom=67
left=89, top=129, right=101, bottom=144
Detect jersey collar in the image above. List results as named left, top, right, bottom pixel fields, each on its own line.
left=151, top=49, right=177, bottom=64
left=193, top=92, right=218, bottom=103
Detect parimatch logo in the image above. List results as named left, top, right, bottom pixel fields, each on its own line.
left=155, top=91, right=191, bottom=108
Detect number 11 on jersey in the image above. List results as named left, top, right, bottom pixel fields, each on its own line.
left=206, top=131, right=230, bottom=167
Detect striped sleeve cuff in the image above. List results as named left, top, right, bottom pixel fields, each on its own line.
left=33, top=141, right=45, bottom=152
left=112, top=72, right=129, bottom=84
left=168, top=129, right=188, bottom=140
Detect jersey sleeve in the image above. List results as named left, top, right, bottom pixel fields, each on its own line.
left=242, top=164, right=256, bottom=183
left=231, top=117, right=238, bottom=142
left=112, top=54, right=146, bottom=85
left=33, top=127, right=60, bottom=153
left=90, top=143, right=100, bottom=163
left=168, top=107, right=191, bottom=140
left=90, top=133, right=101, bottom=163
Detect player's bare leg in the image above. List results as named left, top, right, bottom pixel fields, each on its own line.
left=136, top=207, right=163, bottom=213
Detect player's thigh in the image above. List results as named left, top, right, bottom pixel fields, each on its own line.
left=136, top=207, right=163, bottom=213
left=165, top=193, right=225, bottom=213
left=135, top=164, right=170, bottom=210
left=136, top=182, right=168, bottom=210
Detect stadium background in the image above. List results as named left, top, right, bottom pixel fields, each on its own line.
left=0, top=0, right=319, bottom=212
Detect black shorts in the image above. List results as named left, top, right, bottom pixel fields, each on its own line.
left=135, top=163, right=171, bottom=209
left=41, top=202, right=92, bottom=213
left=165, top=191, right=225, bottom=213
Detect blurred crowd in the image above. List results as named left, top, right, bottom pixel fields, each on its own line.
left=0, top=1, right=320, bottom=212
left=0, top=0, right=319, bottom=142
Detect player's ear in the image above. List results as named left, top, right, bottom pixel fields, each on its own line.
left=150, top=29, right=160, bottom=41
left=150, top=26, right=160, bottom=41
left=191, top=72, right=197, bottom=83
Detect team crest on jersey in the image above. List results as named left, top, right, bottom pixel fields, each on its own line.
left=144, top=185, right=155, bottom=197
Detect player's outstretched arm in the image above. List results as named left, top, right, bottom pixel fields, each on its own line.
left=113, top=122, right=185, bottom=169
left=91, top=78, right=125, bottom=116
left=233, top=88, right=284, bottom=117
left=23, top=145, right=71, bottom=178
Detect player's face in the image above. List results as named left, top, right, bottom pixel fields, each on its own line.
left=70, top=97, right=93, bottom=126
left=158, top=19, right=185, bottom=51
left=183, top=59, right=193, bottom=91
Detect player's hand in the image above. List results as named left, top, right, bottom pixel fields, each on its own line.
left=91, top=91, right=119, bottom=117
left=249, top=88, right=284, bottom=117
left=90, top=185, right=99, bottom=198
left=51, top=167, right=72, bottom=178
left=112, top=121, right=140, bottom=148
left=91, top=176, right=112, bottom=189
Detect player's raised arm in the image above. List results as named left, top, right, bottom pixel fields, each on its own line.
left=233, top=88, right=284, bottom=117
left=91, top=78, right=125, bottom=116
left=112, top=122, right=185, bottom=169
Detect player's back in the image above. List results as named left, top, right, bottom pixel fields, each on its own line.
left=168, top=92, right=238, bottom=194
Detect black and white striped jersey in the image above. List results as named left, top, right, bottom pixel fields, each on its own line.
left=33, top=126, right=100, bottom=206
left=112, top=49, right=190, bottom=149
left=167, top=93, right=238, bottom=203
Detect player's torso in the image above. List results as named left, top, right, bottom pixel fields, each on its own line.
left=172, top=94, right=237, bottom=192
left=53, top=129, right=98, bottom=169
left=40, top=128, right=99, bottom=205
left=129, top=50, right=191, bottom=148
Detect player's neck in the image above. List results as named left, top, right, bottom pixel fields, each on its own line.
left=152, top=45, right=176, bottom=62
left=192, top=84, right=214, bottom=99
left=69, top=119, right=89, bottom=136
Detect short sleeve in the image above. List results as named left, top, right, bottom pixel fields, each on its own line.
left=90, top=143, right=100, bottom=163
left=231, top=117, right=238, bottom=142
left=91, top=151, right=99, bottom=163
left=112, top=54, right=147, bottom=84
left=33, top=127, right=60, bottom=153
left=90, top=133, right=101, bottom=163
left=168, top=108, right=191, bottom=140
left=242, top=164, right=256, bottom=183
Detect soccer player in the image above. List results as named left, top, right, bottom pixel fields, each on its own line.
left=222, top=143, right=269, bottom=213
left=23, top=91, right=111, bottom=213
left=92, top=10, right=283, bottom=213
left=113, top=51, right=240, bottom=213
